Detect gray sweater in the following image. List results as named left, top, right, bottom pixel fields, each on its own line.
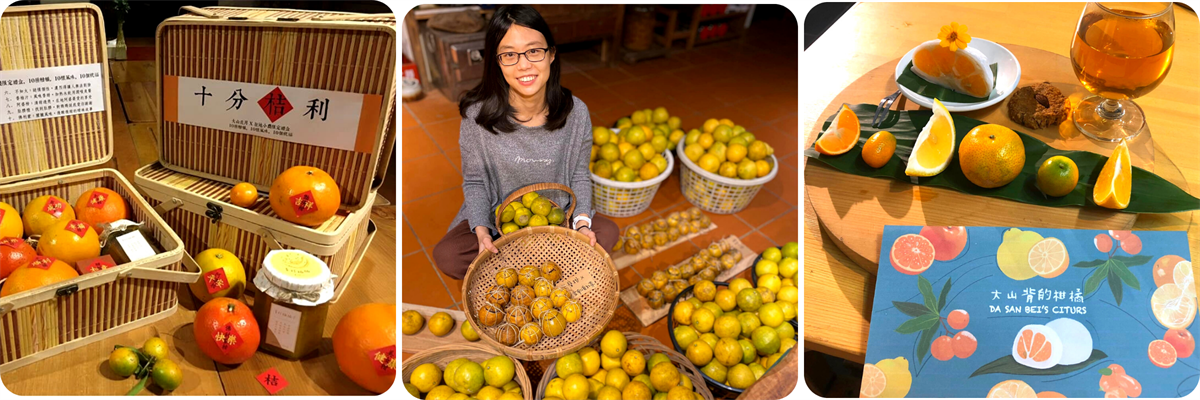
left=448, top=96, right=594, bottom=236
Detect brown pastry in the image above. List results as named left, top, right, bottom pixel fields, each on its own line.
left=1007, top=82, right=1069, bottom=129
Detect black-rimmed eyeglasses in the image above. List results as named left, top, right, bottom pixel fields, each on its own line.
left=497, top=48, right=549, bottom=66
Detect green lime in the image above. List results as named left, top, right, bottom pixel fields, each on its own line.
left=151, top=358, right=183, bottom=391
left=141, top=337, right=170, bottom=361
left=108, top=347, right=139, bottom=378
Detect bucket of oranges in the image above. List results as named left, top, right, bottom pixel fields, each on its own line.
left=675, top=118, right=779, bottom=214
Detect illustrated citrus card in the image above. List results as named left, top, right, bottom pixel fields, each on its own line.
left=862, top=226, right=1198, bottom=398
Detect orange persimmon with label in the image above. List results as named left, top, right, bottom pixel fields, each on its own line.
left=268, top=166, right=341, bottom=227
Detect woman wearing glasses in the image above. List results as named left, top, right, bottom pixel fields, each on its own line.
left=432, top=5, right=619, bottom=280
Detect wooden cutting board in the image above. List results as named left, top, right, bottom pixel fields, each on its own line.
left=805, top=43, right=1192, bottom=275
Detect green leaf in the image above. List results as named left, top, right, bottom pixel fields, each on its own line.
left=1084, top=264, right=1109, bottom=296
left=1073, top=259, right=1108, bottom=269
left=894, top=301, right=933, bottom=317
left=896, top=61, right=999, bottom=103
left=896, top=313, right=940, bottom=334
left=969, top=350, right=1108, bottom=377
left=809, top=105, right=1200, bottom=214
left=1110, top=259, right=1140, bottom=291
left=1108, top=267, right=1124, bottom=305
left=919, top=276, right=937, bottom=313
left=938, top=277, right=952, bottom=312
left=917, top=322, right=939, bottom=363
left=1111, top=255, right=1153, bottom=268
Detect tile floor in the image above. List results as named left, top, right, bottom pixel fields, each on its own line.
left=401, top=18, right=799, bottom=345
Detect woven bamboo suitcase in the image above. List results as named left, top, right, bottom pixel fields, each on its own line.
left=0, top=4, right=194, bottom=372
left=151, top=6, right=397, bottom=211
left=135, top=6, right=393, bottom=286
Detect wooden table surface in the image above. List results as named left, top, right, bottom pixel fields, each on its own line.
left=802, top=2, right=1200, bottom=363
left=0, top=206, right=398, bottom=395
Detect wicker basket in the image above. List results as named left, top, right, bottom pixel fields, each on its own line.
left=461, top=226, right=619, bottom=360
left=591, top=150, right=675, bottom=218
left=675, top=140, right=778, bottom=214
left=496, top=183, right=576, bottom=231
left=400, top=343, right=534, bottom=399
left=535, top=332, right=714, bottom=400
left=666, top=281, right=799, bottom=396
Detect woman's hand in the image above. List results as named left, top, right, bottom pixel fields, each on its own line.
left=475, top=226, right=499, bottom=255
left=579, top=226, right=596, bottom=246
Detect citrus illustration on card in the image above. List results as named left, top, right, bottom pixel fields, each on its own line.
left=863, top=226, right=1198, bottom=398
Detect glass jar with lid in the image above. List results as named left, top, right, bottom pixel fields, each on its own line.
left=252, top=249, right=337, bottom=360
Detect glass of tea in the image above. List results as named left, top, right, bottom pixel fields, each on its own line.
left=1070, top=2, right=1174, bottom=142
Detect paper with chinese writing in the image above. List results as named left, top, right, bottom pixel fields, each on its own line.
left=862, top=226, right=1198, bottom=398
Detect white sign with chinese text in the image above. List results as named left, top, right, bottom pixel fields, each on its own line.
left=0, top=63, right=105, bottom=124
left=166, top=76, right=381, bottom=153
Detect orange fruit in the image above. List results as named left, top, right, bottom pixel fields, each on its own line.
left=1153, top=255, right=1188, bottom=288
left=889, top=234, right=935, bottom=275
left=268, top=166, right=341, bottom=227
left=814, top=104, right=860, bottom=155
left=1, top=256, right=79, bottom=297
left=860, top=363, right=887, bottom=398
left=229, top=183, right=259, bottom=208
left=1038, top=392, right=1066, bottom=398
left=188, top=249, right=247, bottom=303
left=333, top=303, right=397, bottom=394
left=74, top=188, right=128, bottom=228
left=193, top=298, right=260, bottom=365
left=0, top=202, right=22, bottom=238
left=861, top=130, right=896, bottom=168
left=1036, top=156, right=1079, bottom=197
left=987, top=380, right=1037, bottom=398
left=906, top=99, right=956, bottom=177
left=1013, top=325, right=1062, bottom=369
left=36, top=220, right=101, bottom=267
left=1151, top=283, right=1196, bottom=329
left=1094, top=140, right=1131, bottom=210
left=22, top=195, right=75, bottom=236
left=958, top=124, right=1025, bottom=188
left=1148, top=339, right=1177, bottom=368
left=0, top=237, right=37, bottom=279
left=1027, top=238, right=1069, bottom=278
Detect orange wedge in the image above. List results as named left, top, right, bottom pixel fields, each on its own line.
left=1093, top=140, right=1131, bottom=209
left=814, top=104, right=860, bottom=155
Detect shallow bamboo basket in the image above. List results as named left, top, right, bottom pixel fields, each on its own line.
left=535, top=332, right=714, bottom=400
left=461, top=226, right=619, bottom=361
left=400, top=343, right=534, bottom=399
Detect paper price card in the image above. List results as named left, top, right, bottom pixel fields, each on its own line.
left=861, top=226, right=1197, bottom=398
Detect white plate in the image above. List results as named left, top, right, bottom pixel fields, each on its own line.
left=894, top=38, right=1021, bottom=112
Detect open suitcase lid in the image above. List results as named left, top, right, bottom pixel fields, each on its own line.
left=154, top=6, right=397, bottom=211
left=0, top=3, right=114, bottom=185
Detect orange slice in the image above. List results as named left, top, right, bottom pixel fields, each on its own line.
left=987, top=380, right=1037, bottom=398
left=1028, top=238, right=1069, bottom=279
left=1093, top=140, right=1132, bottom=209
left=1148, top=339, right=1177, bottom=368
left=1173, top=260, right=1195, bottom=299
left=1152, top=283, right=1196, bottom=329
left=814, top=104, right=860, bottom=156
left=860, top=363, right=887, bottom=398
left=905, top=99, right=956, bottom=177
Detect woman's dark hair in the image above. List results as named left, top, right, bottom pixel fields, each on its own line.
left=458, top=5, right=573, bottom=134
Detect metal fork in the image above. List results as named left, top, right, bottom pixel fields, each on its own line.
left=872, top=90, right=902, bottom=128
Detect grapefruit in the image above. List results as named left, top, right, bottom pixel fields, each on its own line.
left=860, top=363, right=887, bottom=398
left=36, top=220, right=101, bottom=267
left=1027, top=238, right=1069, bottom=279
left=1148, top=339, right=1176, bottom=368
left=1153, top=255, right=1187, bottom=288
left=0, top=202, right=22, bottom=238
left=74, top=188, right=129, bottom=228
left=188, top=249, right=247, bottom=303
left=333, top=303, right=397, bottom=394
left=890, top=234, right=936, bottom=275
left=1152, top=283, right=1196, bottom=329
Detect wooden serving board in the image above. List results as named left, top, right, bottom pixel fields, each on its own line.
left=612, top=223, right=718, bottom=270
left=400, top=304, right=472, bottom=353
left=805, top=43, right=1191, bottom=275
left=619, top=235, right=756, bottom=326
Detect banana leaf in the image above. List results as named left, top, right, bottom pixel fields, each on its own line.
left=806, top=104, right=1200, bottom=213
left=896, top=61, right=999, bottom=103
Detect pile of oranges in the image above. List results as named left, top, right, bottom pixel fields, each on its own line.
left=0, top=188, right=130, bottom=297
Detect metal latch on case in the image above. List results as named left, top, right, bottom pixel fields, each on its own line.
left=205, top=202, right=223, bottom=222
left=55, top=284, right=79, bottom=297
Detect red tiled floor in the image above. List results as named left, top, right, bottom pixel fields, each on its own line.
left=402, top=106, right=418, bottom=129
left=606, top=79, right=672, bottom=106
left=405, top=92, right=460, bottom=125
left=649, top=173, right=685, bottom=212
left=403, top=188, right=465, bottom=247
left=423, top=118, right=461, bottom=152
left=444, top=273, right=466, bottom=304
left=561, top=71, right=600, bottom=90
left=764, top=164, right=799, bottom=206
left=591, top=107, right=630, bottom=128
left=402, top=218, right=421, bottom=255
left=601, top=210, right=659, bottom=232
left=732, top=190, right=792, bottom=229
left=782, top=152, right=799, bottom=169
left=403, top=252, right=457, bottom=309
left=402, top=126, right=439, bottom=161
left=401, top=154, right=461, bottom=203
left=618, top=266, right=642, bottom=291
left=573, top=86, right=629, bottom=113
left=739, top=230, right=778, bottom=254
left=758, top=208, right=799, bottom=244
left=646, top=318, right=673, bottom=349
left=583, top=67, right=637, bottom=86
left=755, top=123, right=799, bottom=159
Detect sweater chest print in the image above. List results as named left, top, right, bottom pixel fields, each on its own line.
left=513, top=155, right=553, bottom=166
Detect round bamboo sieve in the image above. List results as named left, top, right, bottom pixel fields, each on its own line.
left=399, top=343, right=533, bottom=398
left=461, top=225, right=619, bottom=361
left=535, top=332, right=714, bottom=400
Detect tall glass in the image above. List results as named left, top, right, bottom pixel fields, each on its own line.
left=1069, top=2, right=1174, bottom=142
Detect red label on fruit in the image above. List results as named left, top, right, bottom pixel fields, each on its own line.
left=289, top=191, right=318, bottom=217
left=0, top=208, right=5, bottom=221
left=29, top=256, right=55, bottom=270
left=42, top=197, right=66, bottom=218
left=256, top=367, right=289, bottom=395
left=0, top=237, right=22, bottom=248
left=370, top=345, right=397, bottom=376
left=212, top=322, right=244, bottom=354
left=79, top=255, right=116, bottom=274
left=64, top=220, right=89, bottom=237
left=203, top=268, right=230, bottom=294
left=87, top=191, right=109, bottom=209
